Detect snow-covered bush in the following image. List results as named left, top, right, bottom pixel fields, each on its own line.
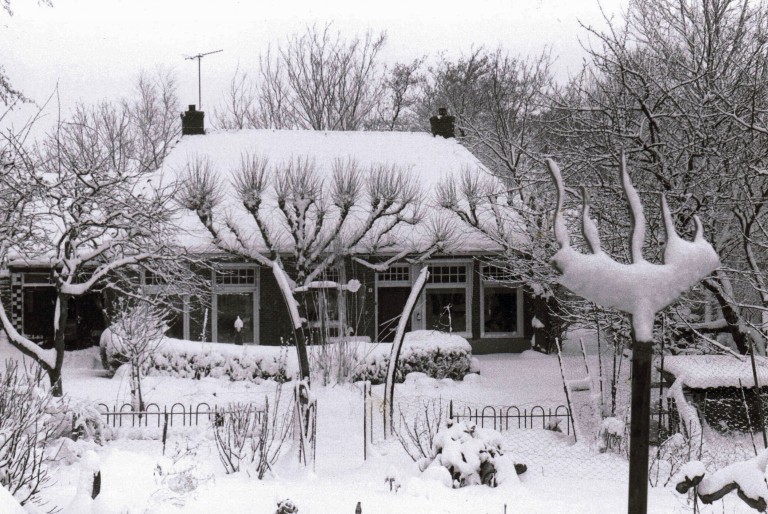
left=649, top=432, right=695, bottom=487
left=354, top=331, right=473, bottom=384
left=213, top=388, right=294, bottom=478
left=101, top=335, right=293, bottom=383
left=0, top=361, right=58, bottom=507
left=598, top=416, right=625, bottom=454
left=275, top=499, right=299, bottom=514
left=421, top=419, right=525, bottom=488
left=48, top=396, right=108, bottom=444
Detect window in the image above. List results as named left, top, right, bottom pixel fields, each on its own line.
left=376, top=265, right=410, bottom=283
left=423, top=263, right=470, bottom=334
left=481, top=265, right=523, bottom=337
left=215, top=267, right=256, bottom=286
left=304, top=267, right=342, bottom=336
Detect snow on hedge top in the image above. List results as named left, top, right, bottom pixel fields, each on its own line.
left=663, top=355, right=768, bottom=389
left=160, top=130, right=519, bottom=253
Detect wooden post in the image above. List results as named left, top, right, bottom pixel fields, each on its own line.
left=628, top=339, right=652, bottom=514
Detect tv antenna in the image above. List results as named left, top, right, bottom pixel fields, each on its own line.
left=185, top=49, right=223, bottom=109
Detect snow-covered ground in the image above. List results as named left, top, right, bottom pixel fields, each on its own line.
left=0, top=334, right=757, bottom=513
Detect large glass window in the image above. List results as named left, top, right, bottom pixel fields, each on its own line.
left=422, top=263, right=471, bottom=334
left=481, top=265, right=522, bottom=337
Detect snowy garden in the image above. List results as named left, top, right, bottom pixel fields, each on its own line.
left=5, top=0, right=768, bottom=512
left=1, top=324, right=767, bottom=514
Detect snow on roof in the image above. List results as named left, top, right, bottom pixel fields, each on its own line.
left=160, top=129, right=517, bottom=254
left=662, top=355, right=768, bottom=389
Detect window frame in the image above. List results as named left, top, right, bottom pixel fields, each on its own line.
left=420, top=260, right=473, bottom=338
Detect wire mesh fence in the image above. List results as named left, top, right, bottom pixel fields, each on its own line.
left=361, top=336, right=768, bottom=493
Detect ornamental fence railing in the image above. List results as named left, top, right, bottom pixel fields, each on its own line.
left=97, top=402, right=265, bottom=428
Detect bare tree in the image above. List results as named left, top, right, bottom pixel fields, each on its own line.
left=214, top=25, right=387, bottom=130
left=547, top=0, right=768, bottom=355
left=368, top=59, right=425, bottom=131
left=105, top=299, right=167, bottom=412
left=0, top=73, right=191, bottom=396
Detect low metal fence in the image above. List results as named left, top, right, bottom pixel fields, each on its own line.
left=97, top=402, right=265, bottom=428
left=448, top=401, right=574, bottom=435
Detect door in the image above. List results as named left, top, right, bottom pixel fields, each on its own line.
left=215, top=292, right=255, bottom=344
left=377, top=287, right=411, bottom=342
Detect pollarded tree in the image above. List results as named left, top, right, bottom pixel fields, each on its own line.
left=178, top=153, right=452, bottom=381
left=214, top=24, right=387, bottom=131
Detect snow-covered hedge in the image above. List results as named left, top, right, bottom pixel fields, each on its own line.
left=100, top=329, right=473, bottom=384
left=101, top=330, right=295, bottom=383
left=352, top=331, right=474, bottom=384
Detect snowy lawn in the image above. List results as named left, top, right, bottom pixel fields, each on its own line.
left=0, top=335, right=756, bottom=513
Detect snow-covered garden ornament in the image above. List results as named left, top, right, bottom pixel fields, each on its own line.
left=546, top=153, right=720, bottom=514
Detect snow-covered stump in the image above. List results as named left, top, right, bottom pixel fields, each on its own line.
left=546, top=154, right=720, bottom=514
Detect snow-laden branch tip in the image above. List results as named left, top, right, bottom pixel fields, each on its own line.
left=547, top=154, right=720, bottom=341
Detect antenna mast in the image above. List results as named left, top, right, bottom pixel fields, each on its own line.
left=185, top=49, right=223, bottom=109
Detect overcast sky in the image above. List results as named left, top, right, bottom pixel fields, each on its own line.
left=1, top=0, right=627, bottom=132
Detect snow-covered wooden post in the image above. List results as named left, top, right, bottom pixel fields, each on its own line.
left=546, top=153, right=720, bottom=514
left=383, top=266, right=429, bottom=437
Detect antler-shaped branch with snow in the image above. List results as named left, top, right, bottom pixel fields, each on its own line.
left=547, top=153, right=720, bottom=341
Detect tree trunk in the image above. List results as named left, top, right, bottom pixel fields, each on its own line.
left=51, top=293, right=70, bottom=397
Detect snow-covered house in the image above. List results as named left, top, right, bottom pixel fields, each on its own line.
left=2, top=106, right=551, bottom=354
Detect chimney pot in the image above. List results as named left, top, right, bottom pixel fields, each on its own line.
left=181, top=105, right=205, bottom=135
left=429, top=107, right=455, bottom=139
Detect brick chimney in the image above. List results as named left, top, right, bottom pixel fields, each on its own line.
left=429, top=107, right=455, bottom=138
left=181, top=105, right=205, bottom=135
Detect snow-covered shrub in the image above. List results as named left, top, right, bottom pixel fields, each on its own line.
left=598, top=416, right=625, bottom=453
left=152, top=438, right=212, bottom=507
left=354, top=331, right=473, bottom=384
left=48, top=396, right=108, bottom=444
left=394, top=398, right=446, bottom=462
left=213, top=387, right=294, bottom=478
left=0, top=361, right=58, bottom=507
left=421, top=419, right=525, bottom=488
left=275, top=499, right=299, bottom=514
left=649, top=432, right=695, bottom=487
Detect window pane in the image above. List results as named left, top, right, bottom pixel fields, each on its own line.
left=189, top=295, right=212, bottom=342
left=23, top=288, right=56, bottom=342
left=217, top=293, right=254, bottom=344
left=425, top=288, right=467, bottom=332
left=162, top=296, right=184, bottom=339
left=484, top=286, right=518, bottom=333
left=304, top=289, right=339, bottom=323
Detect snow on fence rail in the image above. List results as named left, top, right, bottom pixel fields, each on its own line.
left=97, top=402, right=265, bottom=428
left=448, top=400, right=574, bottom=435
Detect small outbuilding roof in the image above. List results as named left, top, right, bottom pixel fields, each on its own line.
left=661, top=355, right=768, bottom=389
